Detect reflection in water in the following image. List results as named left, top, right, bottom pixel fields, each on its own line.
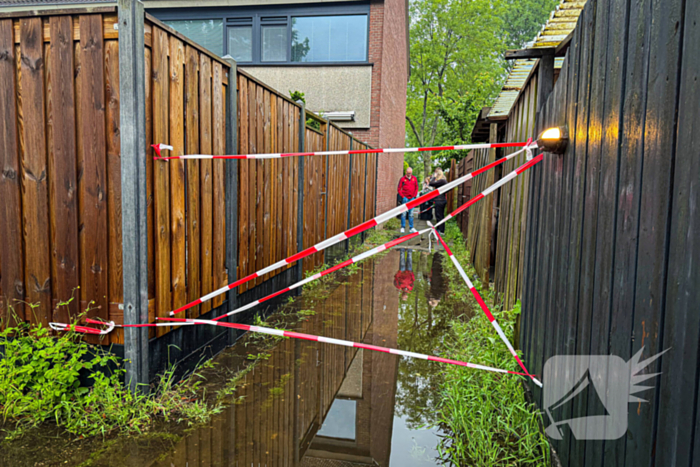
left=149, top=249, right=464, bottom=466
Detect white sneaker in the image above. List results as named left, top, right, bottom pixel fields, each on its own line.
left=410, top=228, right=418, bottom=233
left=400, top=227, right=405, bottom=233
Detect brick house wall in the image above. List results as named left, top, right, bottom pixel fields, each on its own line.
left=352, top=0, right=408, bottom=217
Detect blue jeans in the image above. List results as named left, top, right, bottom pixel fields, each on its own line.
left=400, top=196, right=415, bottom=229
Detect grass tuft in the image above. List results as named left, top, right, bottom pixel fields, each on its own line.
left=436, top=223, right=550, bottom=466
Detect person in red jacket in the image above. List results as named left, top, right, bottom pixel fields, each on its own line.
left=394, top=248, right=414, bottom=301
left=397, top=167, right=419, bottom=233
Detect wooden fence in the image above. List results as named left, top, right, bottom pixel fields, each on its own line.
left=150, top=258, right=377, bottom=465
left=520, top=0, right=699, bottom=464
left=0, top=6, right=378, bottom=359
left=448, top=63, right=539, bottom=311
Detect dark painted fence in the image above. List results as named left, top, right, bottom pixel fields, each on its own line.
left=520, top=0, right=699, bottom=465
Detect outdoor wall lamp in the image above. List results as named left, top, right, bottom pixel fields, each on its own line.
left=537, top=125, right=569, bottom=155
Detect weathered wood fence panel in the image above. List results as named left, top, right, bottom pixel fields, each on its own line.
left=145, top=18, right=230, bottom=337
left=0, top=9, right=378, bottom=350
left=0, top=12, right=121, bottom=344
left=150, top=257, right=376, bottom=465
left=519, top=0, right=700, bottom=464
left=492, top=76, right=537, bottom=310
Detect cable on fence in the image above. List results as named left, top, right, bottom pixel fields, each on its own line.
left=168, top=142, right=537, bottom=317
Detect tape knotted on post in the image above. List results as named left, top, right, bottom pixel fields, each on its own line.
left=525, top=138, right=534, bottom=161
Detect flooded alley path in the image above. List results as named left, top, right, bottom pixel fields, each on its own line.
left=1, top=246, right=472, bottom=467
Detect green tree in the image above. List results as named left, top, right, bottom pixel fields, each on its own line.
left=406, top=0, right=507, bottom=178
left=406, top=0, right=560, bottom=176
left=502, top=0, right=560, bottom=49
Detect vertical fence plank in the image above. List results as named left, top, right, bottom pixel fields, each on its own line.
left=77, top=15, right=109, bottom=334
left=270, top=94, right=278, bottom=273
left=199, top=55, right=213, bottom=313
left=628, top=0, right=684, bottom=462
left=248, top=83, right=257, bottom=284
left=275, top=97, right=284, bottom=267
left=47, top=16, right=79, bottom=323
left=656, top=0, right=700, bottom=462
left=212, top=61, right=225, bottom=306
left=281, top=100, right=290, bottom=270
left=255, top=85, right=264, bottom=285
left=237, top=75, right=248, bottom=293
left=104, top=38, right=123, bottom=343
left=19, top=17, right=51, bottom=327
left=152, top=26, right=171, bottom=335
left=169, top=36, right=187, bottom=317
left=263, top=90, right=272, bottom=281
left=185, top=45, right=201, bottom=318
left=145, top=46, right=155, bottom=329
left=0, top=19, right=24, bottom=323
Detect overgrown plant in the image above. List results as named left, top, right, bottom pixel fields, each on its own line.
left=0, top=304, right=224, bottom=440
left=436, top=224, right=550, bottom=465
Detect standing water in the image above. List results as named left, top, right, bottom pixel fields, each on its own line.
left=1, top=247, right=471, bottom=466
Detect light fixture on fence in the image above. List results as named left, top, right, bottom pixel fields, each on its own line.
left=537, top=125, right=569, bottom=155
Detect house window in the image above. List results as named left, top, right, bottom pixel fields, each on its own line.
left=163, top=19, right=224, bottom=56
left=156, top=4, right=370, bottom=65
left=291, top=15, right=368, bottom=63
left=228, top=26, right=253, bottom=62
left=261, top=25, right=287, bottom=62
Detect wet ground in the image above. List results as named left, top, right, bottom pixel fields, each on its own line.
left=1, top=231, right=471, bottom=466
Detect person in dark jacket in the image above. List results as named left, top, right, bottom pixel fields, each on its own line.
left=429, top=168, right=448, bottom=233
left=397, top=167, right=419, bottom=233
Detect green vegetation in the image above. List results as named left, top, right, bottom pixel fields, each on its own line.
left=0, top=310, right=226, bottom=440
left=436, top=223, right=550, bottom=465
left=405, top=0, right=559, bottom=176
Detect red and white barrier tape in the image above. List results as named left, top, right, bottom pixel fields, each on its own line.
left=157, top=317, right=529, bottom=377
left=170, top=142, right=536, bottom=316
left=431, top=153, right=544, bottom=231
left=49, top=321, right=116, bottom=335
left=427, top=223, right=542, bottom=387
left=151, top=141, right=532, bottom=160
left=213, top=231, right=426, bottom=321
left=85, top=318, right=194, bottom=328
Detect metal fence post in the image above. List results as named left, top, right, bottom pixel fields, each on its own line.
left=222, top=56, right=238, bottom=336
left=361, top=149, right=369, bottom=240
left=323, top=123, right=331, bottom=264
left=296, top=101, right=305, bottom=282
left=118, top=0, right=149, bottom=392
left=346, top=136, right=354, bottom=253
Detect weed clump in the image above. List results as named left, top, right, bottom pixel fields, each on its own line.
left=0, top=309, right=222, bottom=440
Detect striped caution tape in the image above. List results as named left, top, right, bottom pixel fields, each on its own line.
left=49, top=321, right=116, bottom=335
left=156, top=317, right=530, bottom=377
left=431, top=153, right=544, bottom=230
left=210, top=152, right=545, bottom=324
left=427, top=223, right=543, bottom=388
left=169, top=142, right=537, bottom=316
left=85, top=318, right=194, bottom=328
left=212, top=231, right=426, bottom=322
left=151, top=141, right=532, bottom=160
